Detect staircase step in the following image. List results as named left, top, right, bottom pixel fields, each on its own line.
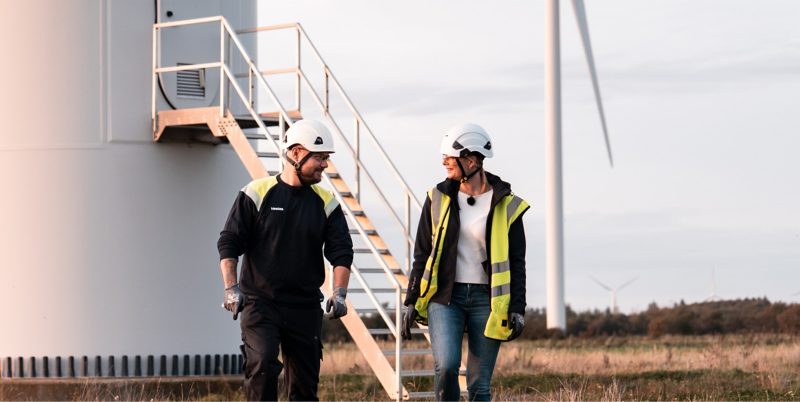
left=401, top=370, right=466, bottom=377
left=353, top=248, right=390, bottom=254
left=382, top=349, right=432, bottom=356
left=368, top=328, right=427, bottom=335
left=338, top=191, right=353, bottom=198
left=351, top=210, right=365, bottom=216
left=244, top=133, right=280, bottom=141
left=409, top=391, right=468, bottom=399
left=349, top=229, right=377, bottom=235
left=356, top=268, right=402, bottom=274
left=348, top=288, right=404, bottom=294
left=256, top=152, right=280, bottom=158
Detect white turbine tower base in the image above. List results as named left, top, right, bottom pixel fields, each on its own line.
left=544, top=0, right=613, bottom=330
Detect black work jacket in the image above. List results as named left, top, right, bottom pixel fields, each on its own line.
left=403, top=172, right=528, bottom=315
left=218, top=175, right=353, bottom=307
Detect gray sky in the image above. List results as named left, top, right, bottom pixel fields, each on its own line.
left=257, top=1, right=800, bottom=313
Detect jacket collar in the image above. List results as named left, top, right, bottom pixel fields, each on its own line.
left=436, top=171, right=511, bottom=209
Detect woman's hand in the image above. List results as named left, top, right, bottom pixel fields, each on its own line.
left=507, top=312, right=525, bottom=341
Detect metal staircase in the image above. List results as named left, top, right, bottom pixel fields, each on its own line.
left=152, top=17, right=467, bottom=400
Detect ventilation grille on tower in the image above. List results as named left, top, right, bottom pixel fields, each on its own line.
left=176, top=63, right=205, bottom=99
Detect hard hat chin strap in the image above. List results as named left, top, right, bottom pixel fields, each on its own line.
left=288, top=150, right=314, bottom=186
left=456, top=158, right=481, bottom=183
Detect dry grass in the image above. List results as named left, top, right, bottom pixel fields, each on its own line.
left=323, top=334, right=800, bottom=376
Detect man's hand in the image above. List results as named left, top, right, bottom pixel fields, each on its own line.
left=223, top=284, right=246, bottom=320
left=401, top=307, right=418, bottom=340
left=325, top=286, right=347, bottom=319
left=507, top=312, right=525, bottom=341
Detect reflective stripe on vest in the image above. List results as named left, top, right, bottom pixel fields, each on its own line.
left=310, top=184, right=340, bottom=217
left=414, top=189, right=452, bottom=324
left=241, top=177, right=280, bottom=211
left=414, top=187, right=529, bottom=341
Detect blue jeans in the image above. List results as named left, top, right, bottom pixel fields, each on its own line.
left=428, top=283, right=501, bottom=401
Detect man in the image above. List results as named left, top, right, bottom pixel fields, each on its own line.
left=217, top=119, right=353, bottom=401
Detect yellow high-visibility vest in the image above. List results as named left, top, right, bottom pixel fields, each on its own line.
left=414, top=188, right=528, bottom=341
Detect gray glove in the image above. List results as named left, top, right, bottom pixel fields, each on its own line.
left=401, top=307, right=418, bottom=341
left=326, top=286, right=347, bottom=319
left=507, top=312, right=525, bottom=341
left=222, top=284, right=246, bottom=320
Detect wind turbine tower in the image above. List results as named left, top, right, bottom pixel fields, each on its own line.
left=706, top=268, right=720, bottom=302
left=591, top=277, right=637, bottom=314
left=545, top=0, right=613, bottom=330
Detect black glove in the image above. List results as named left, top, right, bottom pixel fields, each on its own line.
left=507, top=312, right=525, bottom=341
left=222, top=284, right=246, bottom=320
left=401, top=307, right=418, bottom=341
left=325, top=286, right=348, bottom=319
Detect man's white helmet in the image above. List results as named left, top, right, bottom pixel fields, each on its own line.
left=440, top=123, right=493, bottom=158
left=283, top=119, right=335, bottom=153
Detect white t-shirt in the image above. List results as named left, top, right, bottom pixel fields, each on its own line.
left=455, top=189, right=493, bottom=284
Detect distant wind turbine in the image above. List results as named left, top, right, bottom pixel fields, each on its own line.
left=791, top=292, right=800, bottom=297
left=591, top=277, right=637, bottom=314
left=705, top=268, right=721, bottom=302
left=545, top=0, right=614, bottom=331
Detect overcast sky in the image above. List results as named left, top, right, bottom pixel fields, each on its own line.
left=256, top=1, right=800, bottom=313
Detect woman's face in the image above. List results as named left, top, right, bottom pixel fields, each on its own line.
left=442, top=155, right=477, bottom=181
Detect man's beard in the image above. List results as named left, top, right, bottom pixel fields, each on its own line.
left=299, top=167, right=323, bottom=185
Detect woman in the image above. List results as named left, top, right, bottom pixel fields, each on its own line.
left=402, top=124, right=529, bottom=401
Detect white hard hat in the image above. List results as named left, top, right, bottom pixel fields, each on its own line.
left=440, top=123, right=493, bottom=159
left=283, top=119, right=335, bottom=153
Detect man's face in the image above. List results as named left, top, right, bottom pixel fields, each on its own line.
left=292, top=147, right=330, bottom=184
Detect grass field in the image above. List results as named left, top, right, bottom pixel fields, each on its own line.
left=316, top=334, right=800, bottom=401
left=2, top=334, right=799, bottom=400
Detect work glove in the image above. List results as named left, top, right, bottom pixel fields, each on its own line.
left=326, top=286, right=348, bottom=319
left=507, top=312, right=525, bottom=341
left=401, top=307, right=418, bottom=341
left=222, top=284, right=246, bottom=320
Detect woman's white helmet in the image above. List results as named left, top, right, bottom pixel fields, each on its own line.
left=283, top=119, right=335, bottom=153
left=440, top=123, right=493, bottom=159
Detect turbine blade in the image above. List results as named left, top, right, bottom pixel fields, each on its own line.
left=570, top=0, right=613, bottom=167
left=591, top=276, right=613, bottom=291
left=616, top=277, right=638, bottom=292
left=791, top=291, right=800, bottom=297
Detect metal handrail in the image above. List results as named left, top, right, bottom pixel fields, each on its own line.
left=296, top=23, right=421, bottom=211
left=348, top=264, right=397, bottom=337
left=299, top=69, right=415, bottom=248
left=236, top=22, right=423, bottom=246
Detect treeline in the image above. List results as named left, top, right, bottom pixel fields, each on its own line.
left=521, top=298, right=800, bottom=339
left=321, top=298, right=800, bottom=342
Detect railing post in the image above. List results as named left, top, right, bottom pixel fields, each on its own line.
left=295, top=26, right=301, bottom=112
left=248, top=62, right=253, bottom=107
left=405, top=193, right=410, bottom=275
left=219, top=21, right=225, bottom=117
left=151, top=25, right=157, bottom=136
left=279, top=113, right=286, bottom=172
left=354, top=117, right=360, bottom=203
left=226, top=34, right=232, bottom=113
left=395, top=289, right=403, bottom=402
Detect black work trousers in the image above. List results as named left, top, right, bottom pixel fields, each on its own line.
left=240, top=299, right=323, bottom=401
